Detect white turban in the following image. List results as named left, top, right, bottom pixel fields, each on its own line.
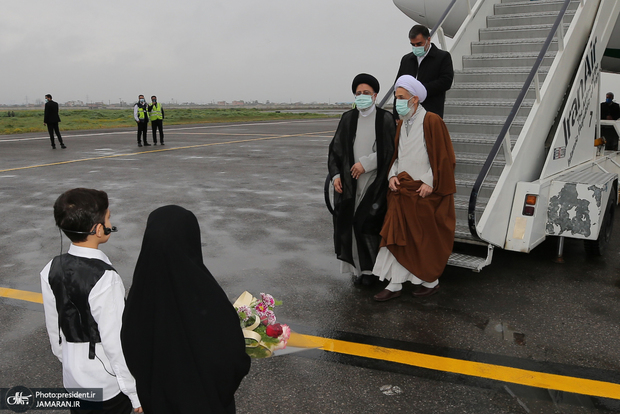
left=394, top=75, right=427, bottom=103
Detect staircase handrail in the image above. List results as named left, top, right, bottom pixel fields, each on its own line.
left=467, top=0, right=576, bottom=239
left=378, top=0, right=472, bottom=109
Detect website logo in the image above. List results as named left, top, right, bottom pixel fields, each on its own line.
left=4, top=387, right=34, bottom=413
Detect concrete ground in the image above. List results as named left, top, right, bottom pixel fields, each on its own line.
left=1, top=119, right=619, bottom=413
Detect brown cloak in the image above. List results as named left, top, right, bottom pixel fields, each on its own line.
left=379, top=111, right=456, bottom=282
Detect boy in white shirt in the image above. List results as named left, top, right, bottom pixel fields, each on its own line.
left=40, top=188, right=142, bottom=414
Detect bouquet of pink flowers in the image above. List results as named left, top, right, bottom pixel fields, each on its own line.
left=233, top=291, right=290, bottom=358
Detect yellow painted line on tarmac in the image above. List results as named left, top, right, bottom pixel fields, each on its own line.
left=7, top=289, right=610, bottom=400
left=0, top=131, right=334, bottom=174
left=0, top=287, right=43, bottom=304
left=288, top=333, right=620, bottom=400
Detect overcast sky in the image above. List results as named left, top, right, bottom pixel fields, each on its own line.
left=2, top=0, right=617, bottom=106
left=1, top=0, right=414, bottom=105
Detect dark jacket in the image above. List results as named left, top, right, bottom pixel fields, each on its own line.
left=396, top=44, right=454, bottom=118
left=328, top=108, right=396, bottom=271
left=44, top=100, right=61, bottom=124
left=601, top=101, right=620, bottom=120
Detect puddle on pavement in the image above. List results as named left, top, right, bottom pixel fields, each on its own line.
left=485, top=319, right=526, bottom=346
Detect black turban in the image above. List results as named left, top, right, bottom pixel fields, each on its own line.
left=352, top=73, right=380, bottom=94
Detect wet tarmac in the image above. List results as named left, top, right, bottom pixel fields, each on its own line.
left=1, top=119, right=620, bottom=413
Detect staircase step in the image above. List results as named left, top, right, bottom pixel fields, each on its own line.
left=455, top=172, right=500, bottom=199
left=495, top=0, right=580, bottom=15
left=454, top=194, right=488, bottom=211
left=463, top=52, right=556, bottom=69
left=454, top=194, right=488, bottom=222
left=449, top=82, right=539, bottom=99
left=450, top=133, right=516, bottom=156
left=448, top=252, right=489, bottom=271
left=479, top=23, right=570, bottom=40
left=445, top=115, right=525, bottom=135
left=455, top=220, right=478, bottom=242
left=454, top=67, right=549, bottom=83
left=456, top=152, right=506, bottom=176
left=445, top=98, right=534, bottom=117
left=487, top=10, right=576, bottom=28
left=472, top=38, right=558, bottom=54
left=451, top=131, right=517, bottom=146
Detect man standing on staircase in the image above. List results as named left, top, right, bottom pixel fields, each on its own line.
left=395, top=25, right=454, bottom=118
left=373, top=75, right=455, bottom=302
left=601, top=92, right=620, bottom=120
left=601, top=92, right=620, bottom=150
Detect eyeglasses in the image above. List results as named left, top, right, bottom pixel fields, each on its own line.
left=355, top=91, right=374, bottom=96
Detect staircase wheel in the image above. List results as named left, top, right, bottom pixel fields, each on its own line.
left=584, top=188, right=616, bottom=256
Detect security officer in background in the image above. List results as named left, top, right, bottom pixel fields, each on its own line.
left=148, top=96, right=165, bottom=145
left=44, top=94, right=66, bottom=149
left=134, top=94, right=150, bottom=147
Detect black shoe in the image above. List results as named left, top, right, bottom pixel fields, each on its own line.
left=361, top=274, right=377, bottom=286
left=60, top=144, right=66, bottom=149
left=51, top=145, right=56, bottom=149
left=161, top=142, right=165, bottom=145
left=154, top=142, right=158, bottom=145
left=144, top=142, right=151, bottom=146
left=138, top=143, right=143, bottom=147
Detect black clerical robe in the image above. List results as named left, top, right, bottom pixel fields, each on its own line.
left=328, top=108, right=396, bottom=272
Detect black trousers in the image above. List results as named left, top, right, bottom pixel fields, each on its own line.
left=47, top=122, right=64, bottom=146
left=137, top=121, right=148, bottom=144
left=151, top=119, right=164, bottom=143
left=70, top=391, right=133, bottom=414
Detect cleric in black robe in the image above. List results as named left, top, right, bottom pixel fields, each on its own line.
left=328, top=73, right=396, bottom=286
left=121, top=205, right=250, bottom=414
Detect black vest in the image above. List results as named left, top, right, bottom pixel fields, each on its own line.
left=48, top=254, right=115, bottom=359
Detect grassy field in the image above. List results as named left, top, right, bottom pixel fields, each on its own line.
left=0, top=108, right=338, bottom=135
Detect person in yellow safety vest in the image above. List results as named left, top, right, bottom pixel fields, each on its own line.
left=148, top=96, right=165, bottom=145
left=134, top=95, right=150, bottom=147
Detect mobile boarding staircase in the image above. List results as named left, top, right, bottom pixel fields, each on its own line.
left=424, top=0, right=620, bottom=270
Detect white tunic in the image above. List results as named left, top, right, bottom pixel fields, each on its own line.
left=388, top=106, right=433, bottom=187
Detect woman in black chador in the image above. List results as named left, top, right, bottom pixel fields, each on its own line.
left=121, top=205, right=250, bottom=414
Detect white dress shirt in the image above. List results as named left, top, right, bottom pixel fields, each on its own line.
left=40, top=244, right=141, bottom=408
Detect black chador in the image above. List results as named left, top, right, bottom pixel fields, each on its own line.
left=328, top=107, right=395, bottom=273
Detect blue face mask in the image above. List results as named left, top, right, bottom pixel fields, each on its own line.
left=396, top=99, right=412, bottom=117
left=412, top=44, right=427, bottom=57
left=355, top=94, right=374, bottom=110
left=139, top=98, right=145, bottom=103
left=607, top=98, right=613, bottom=104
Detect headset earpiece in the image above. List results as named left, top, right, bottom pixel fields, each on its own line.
left=59, top=225, right=117, bottom=236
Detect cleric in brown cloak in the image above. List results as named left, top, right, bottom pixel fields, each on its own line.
left=372, top=75, right=456, bottom=301
left=328, top=73, right=396, bottom=286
